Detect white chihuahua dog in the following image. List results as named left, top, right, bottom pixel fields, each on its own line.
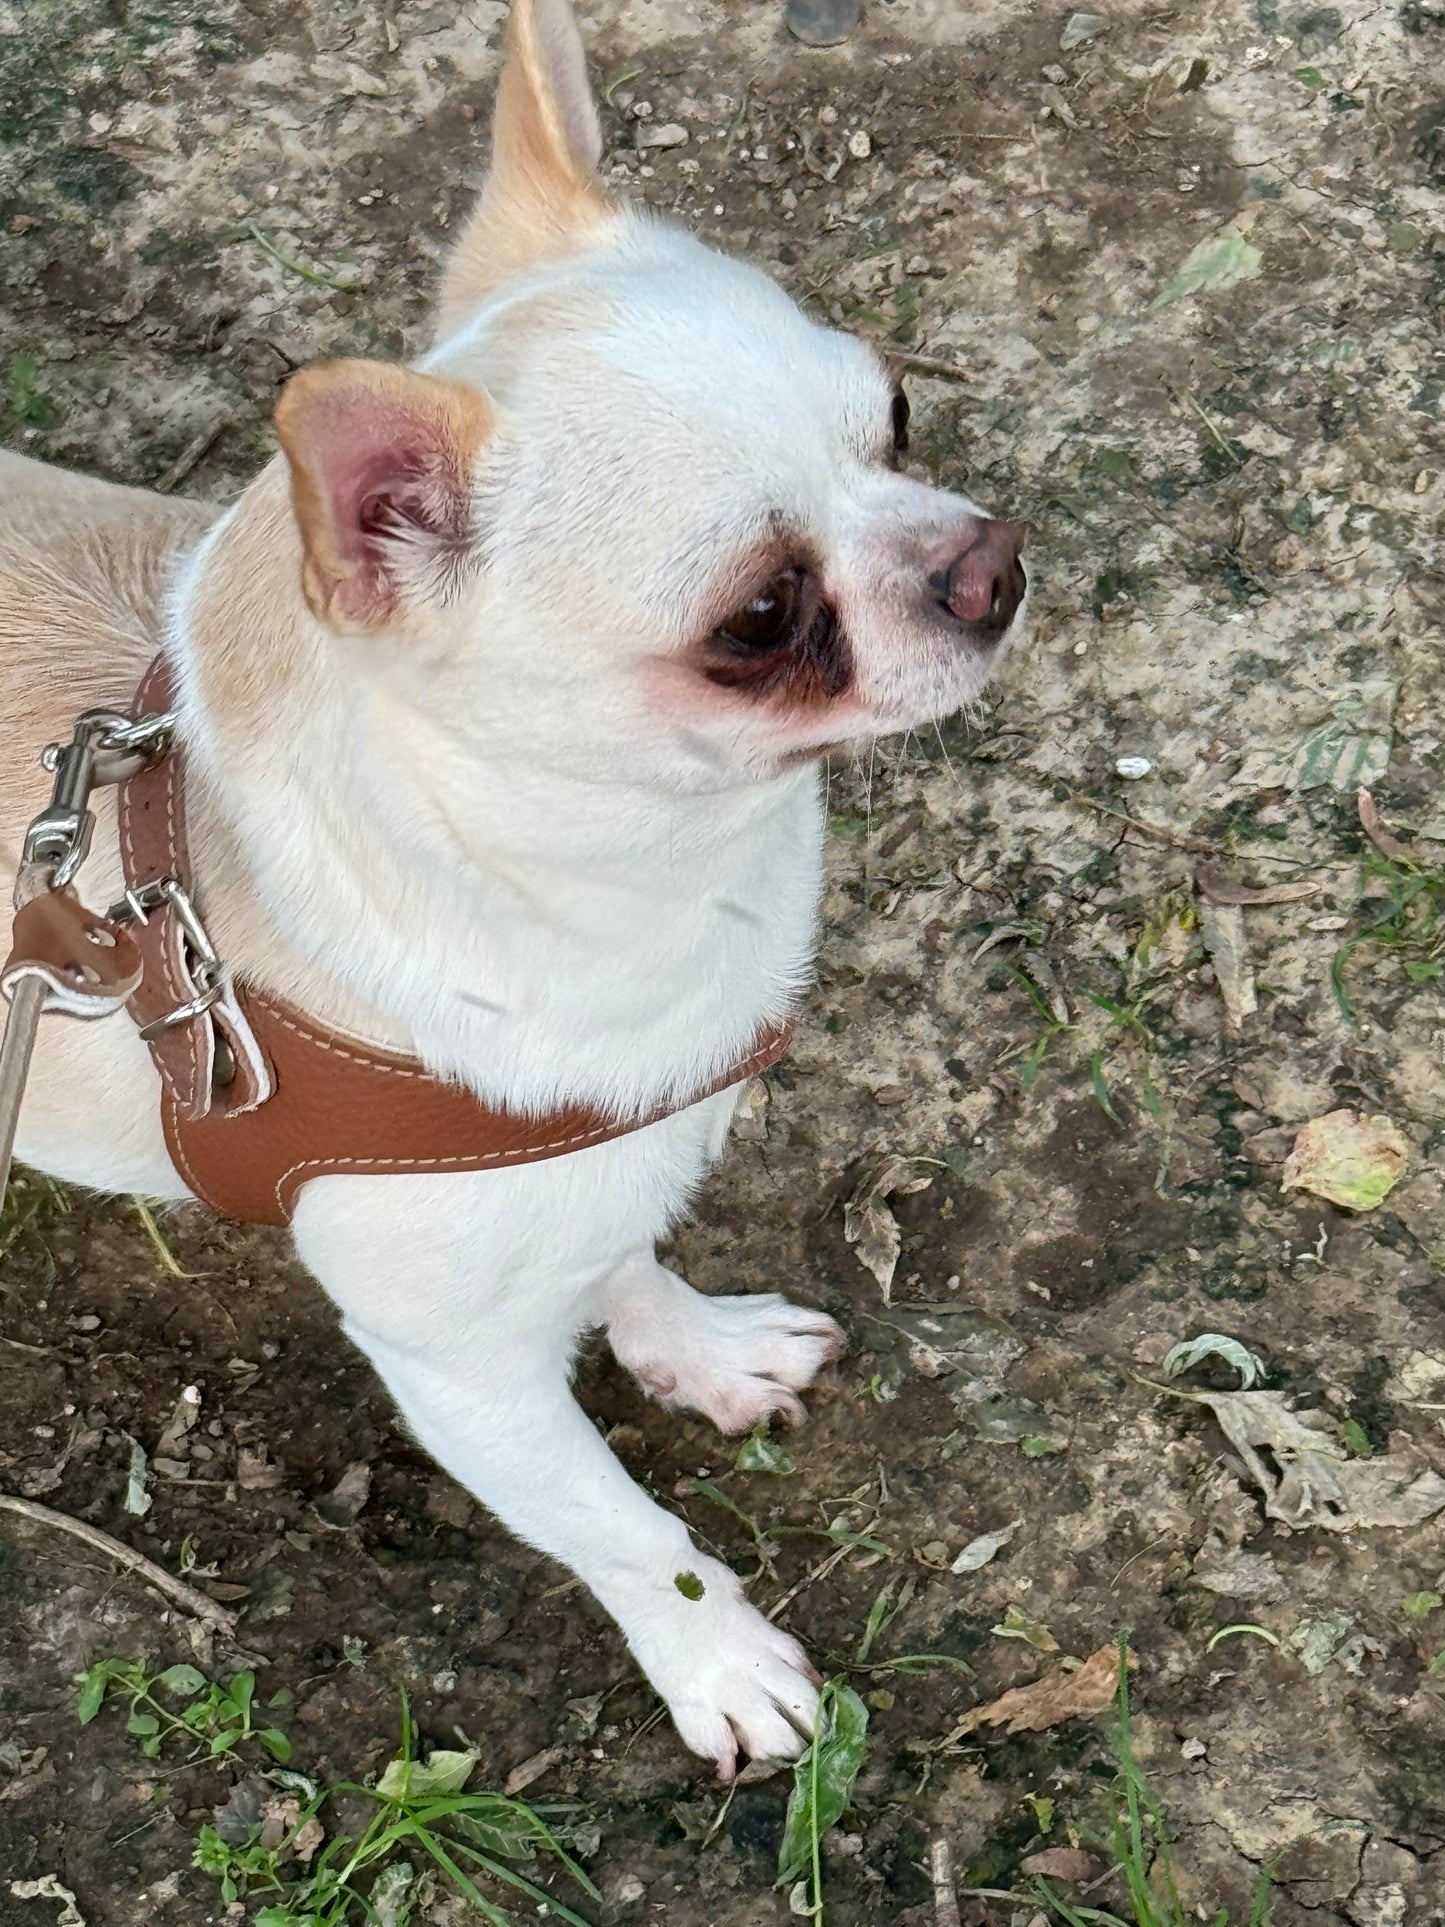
left=0, top=0, right=1025, bottom=1772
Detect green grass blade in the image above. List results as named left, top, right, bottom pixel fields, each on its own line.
left=1090, top=1050, right=1125, bottom=1125
left=403, top=1825, right=511, bottom=1926
left=443, top=1834, right=596, bottom=1926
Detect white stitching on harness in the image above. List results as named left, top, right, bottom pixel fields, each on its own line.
left=267, top=1006, right=430, bottom=1077
left=269, top=1035, right=784, bottom=1215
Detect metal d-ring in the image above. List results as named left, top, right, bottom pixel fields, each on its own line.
left=110, top=875, right=227, bottom=1039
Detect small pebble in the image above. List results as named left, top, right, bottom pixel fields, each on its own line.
left=1114, top=755, right=1153, bottom=779
left=1072, top=639, right=1088, bottom=656
left=786, top=0, right=862, bottom=47
left=847, top=128, right=872, bottom=160
left=1061, top=11, right=1110, bottom=49
left=637, top=121, right=688, bottom=151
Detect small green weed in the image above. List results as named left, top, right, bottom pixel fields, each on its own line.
left=776, top=1680, right=869, bottom=1924
left=4, top=355, right=59, bottom=430
left=0, top=1167, right=70, bottom=1262
left=1030, top=1641, right=1274, bottom=1927
left=994, top=949, right=1164, bottom=1128
left=78, top=1664, right=599, bottom=1924
left=1332, top=854, right=1445, bottom=1023
left=78, top=1658, right=291, bottom=1762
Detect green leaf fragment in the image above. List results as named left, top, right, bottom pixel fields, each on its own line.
left=378, top=1746, right=479, bottom=1800
left=1403, top=1591, right=1443, bottom=1619
left=1205, top=1623, right=1280, bottom=1652
left=1281, top=1110, right=1408, bottom=1212
left=776, top=1681, right=869, bottom=1889
left=1148, top=226, right=1262, bottom=314
left=77, top=1667, right=110, bottom=1725
left=1163, top=1333, right=1265, bottom=1390
left=736, top=1430, right=797, bottom=1475
left=992, top=1604, right=1060, bottom=1651
left=155, top=1664, right=207, bottom=1696
left=674, top=1570, right=706, bottom=1601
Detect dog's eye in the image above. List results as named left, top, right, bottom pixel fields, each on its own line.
left=890, top=387, right=910, bottom=461
left=717, top=569, right=804, bottom=653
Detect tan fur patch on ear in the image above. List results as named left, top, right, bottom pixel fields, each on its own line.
left=274, top=360, right=493, bottom=635
left=436, top=0, right=616, bottom=335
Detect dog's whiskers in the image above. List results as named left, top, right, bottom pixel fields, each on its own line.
left=932, top=720, right=962, bottom=789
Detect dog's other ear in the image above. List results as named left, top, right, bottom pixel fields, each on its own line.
left=436, top=0, right=611, bottom=336
left=274, top=359, right=493, bottom=636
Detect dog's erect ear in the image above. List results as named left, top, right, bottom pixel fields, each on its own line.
left=436, top=0, right=611, bottom=336
left=274, top=360, right=493, bottom=636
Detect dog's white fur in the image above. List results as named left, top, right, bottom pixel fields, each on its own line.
left=1, top=0, right=1023, bottom=1773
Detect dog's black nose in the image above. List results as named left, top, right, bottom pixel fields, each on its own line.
left=931, top=519, right=1027, bottom=636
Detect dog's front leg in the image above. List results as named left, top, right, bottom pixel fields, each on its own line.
left=293, top=1175, right=819, bottom=1776
left=600, top=1253, right=844, bottom=1434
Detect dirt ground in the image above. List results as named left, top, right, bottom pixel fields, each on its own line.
left=3, top=0, right=1445, bottom=1922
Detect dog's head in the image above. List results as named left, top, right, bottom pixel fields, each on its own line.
left=274, top=0, right=1026, bottom=787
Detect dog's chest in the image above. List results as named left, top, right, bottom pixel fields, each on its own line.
left=391, top=770, right=829, bottom=1116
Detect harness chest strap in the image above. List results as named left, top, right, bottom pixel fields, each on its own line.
left=116, top=657, right=792, bottom=1227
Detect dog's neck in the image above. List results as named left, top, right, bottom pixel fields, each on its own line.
left=163, top=471, right=825, bottom=1114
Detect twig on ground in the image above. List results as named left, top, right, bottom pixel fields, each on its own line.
left=885, top=350, right=976, bottom=382
left=0, top=1331, right=51, bottom=1355
left=931, top=1839, right=963, bottom=1927
left=1068, top=791, right=1216, bottom=857
left=0, top=1492, right=236, bottom=1634
left=766, top=1540, right=853, bottom=1621
left=153, top=418, right=231, bottom=494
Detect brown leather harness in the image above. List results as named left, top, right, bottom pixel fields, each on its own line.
left=2, top=657, right=791, bottom=1226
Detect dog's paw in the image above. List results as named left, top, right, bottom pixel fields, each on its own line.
left=609, top=1284, right=844, bottom=1435
left=622, top=1556, right=820, bottom=1776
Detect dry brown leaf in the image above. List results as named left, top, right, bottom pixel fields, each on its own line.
left=1281, top=1109, right=1408, bottom=1212
left=1357, top=788, right=1406, bottom=860
left=1192, top=1388, right=1445, bottom=1531
left=504, top=1745, right=565, bottom=1796
left=1198, top=900, right=1256, bottom=1029
left=944, top=1643, right=1129, bottom=1741
left=1196, top=865, right=1319, bottom=907
left=843, top=1158, right=933, bottom=1302
left=314, top=1460, right=372, bottom=1527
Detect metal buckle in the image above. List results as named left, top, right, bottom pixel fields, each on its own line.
left=21, top=709, right=175, bottom=891
left=109, top=876, right=225, bottom=1038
